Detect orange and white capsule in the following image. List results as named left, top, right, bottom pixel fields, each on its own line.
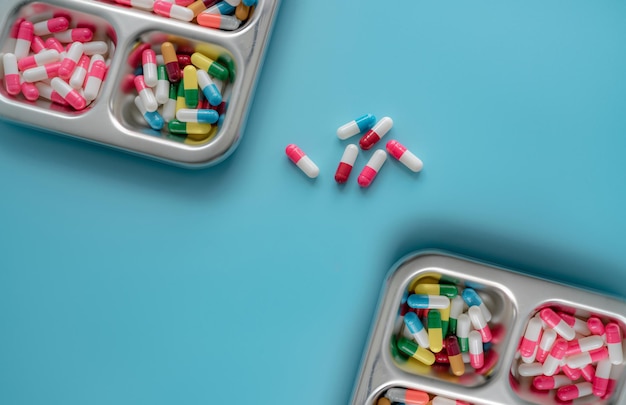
left=51, top=77, right=87, bottom=110
left=386, top=140, right=423, bottom=172
left=58, top=42, right=83, bottom=79
left=142, top=49, right=158, bottom=87
left=84, top=59, right=106, bottom=101
left=153, top=1, right=194, bottom=21
left=286, top=144, right=319, bottom=178
left=33, top=17, right=69, bottom=36
left=3, top=53, right=21, bottom=95
left=335, top=144, right=358, bottom=183
left=17, top=49, right=60, bottom=71
left=358, top=149, right=387, bottom=187
left=134, top=75, right=158, bottom=112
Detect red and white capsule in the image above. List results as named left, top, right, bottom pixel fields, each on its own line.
left=33, top=17, right=69, bottom=36
left=605, top=323, right=623, bottom=365
left=557, top=382, right=593, bottom=401
left=285, top=144, right=319, bottom=178
left=587, top=317, right=606, bottom=337
left=535, top=328, right=557, bottom=363
left=84, top=59, right=107, bottom=101
left=69, top=55, right=90, bottom=89
left=134, top=75, right=158, bottom=112
left=581, top=364, right=596, bottom=382
left=334, top=144, right=358, bottom=183
left=359, top=117, right=393, bottom=150
left=3, top=53, right=21, bottom=96
left=358, top=149, right=387, bottom=187
left=542, top=338, right=567, bottom=376
left=540, top=308, right=575, bottom=341
left=51, top=77, right=87, bottom=110
left=386, top=140, right=423, bottom=172
left=54, top=28, right=93, bottom=43
left=468, top=306, right=492, bottom=343
left=14, top=21, right=34, bottom=60
left=142, top=49, right=158, bottom=87
left=58, top=42, right=83, bottom=79
left=153, top=1, right=194, bottom=21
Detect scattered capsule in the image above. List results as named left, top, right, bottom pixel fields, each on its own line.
left=128, top=42, right=151, bottom=68
left=446, top=336, right=465, bottom=376
left=562, top=363, right=582, bottom=380
left=58, top=42, right=83, bottom=79
left=159, top=42, right=181, bottom=83
left=183, top=65, right=198, bottom=108
left=461, top=288, right=492, bottom=322
left=468, top=306, right=492, bottom=342
left=334, top=144, right=358, bottom=184
left=153, top=1, right=194, bottom=21
left=197, top=13, right=241, bottom=30
left=54, top=28, right=93, bottom=43
left=404, top=312, right=430, bottom=349
left=50, top=77, right=86, bottom=110
left=15, top=21, right=34, bottom=60
left=468, top=330, right=484, bottom=369
left=533, top=375, right=571, bottom=390
left=376, top=398, right=390, bottom=405
left=519, top=317, right=543, bottom=358
left=396, top=337, right=435, bottom=366
left=69, top=55, right=90, bottom=89
left=456, top=314, right=470, bottom=352
left=134, top=75, right=158, bottom=112
left=84, top=59, right=107, bottom=101
left=190, top=52, right=229, bottom=80
left=285, top=144, right=319, bottom=179
left=593, top=359, right=611, bottom=397
left=385, top=388, right=429, bottom=405
left=557, top=382, right=593, bottom=401
left=134, top=96, right=164, bottom=130
left=540, top=308, right=575, bottom=341
left=188, top=0, right=212, bottom=17
left=535, top=328, right=557, bottom=363
left=407, top=294, right=450, bottom=309
left=359, top=116, right=393, bottom=150
left=3, top=53, right=21, bottom=95
left=386, top=140, right=423, bottom=172
left=21, top=82, right=39, bottom=101
left=449, top=296, right=464, bottom=335
left=242, top=0, right=257, bottom=5
left=581, top=363, right=596, bottom=382
left=428, top=310, right=443, bottom=353
left=587, top=317, right=605, bottom=336
left=22, top=61, right=61, bottom=82
left=17, top=49, right=60, bottom=71
left=162, top=83, right=178, bottom=122
left=155, top=65, right=170, bottom=104
left=605, top=323, right=623, bottom=365
left=336, top=114, right=376, bottom=140
left=142, top=49, right=158, bottom=87
left=358, top=149, right=387, bottom=187
left=235, top=3, right=250, bottom=20
left=33, top=17, right=69, bottom=36
left=196, top=69, right=222, bottom=106
left=45, top=38, right=65, bottom=54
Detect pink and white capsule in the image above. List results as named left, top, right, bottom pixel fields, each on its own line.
left=581, top=364, right=596, bottom=382
left=519, top=316, right=543, bottom=360
left=557, top=382, right=593, bottom=401
left=35, top=82, right=68, bottom=105
left=587, top=317, right=606, bottom=337
left=533, top=375, right=571, bottom=390
left=605, top=323, right=623, bottom=365
left=562, top=364, right=582, bottom=380
left=17, top=49, right=60, bottom=71
left=33, top=17, right=69, bottom=36
left=153, top=1, right=194, bottom=22
left=468, top=306, right=492, bottom=342
left=69, top=55, right=90, bottom=89
left=566, top=347, right=609, bottom=369
left=31, top=36, right=46, bottom=54
left=51, top=77, right=86, bottom=110
left=54, top=28, right=93, bottom=43
left=14, top=21, right=34, bottom=60
left=386, top=140, right=423, bottom=172
left=114, top=0, right=155, bottom=10
left=469, top=330, right=484, bottom=369
left=134, top=75, right=158, bottom=112
left=82, top=41, right=109, bottom=56
left=566, top=335, right=605, bottom=357
left=21, top=82, right=39, bottom=101
left=518, top=362, right=544, bottom=377
left=593, top=359, right=611, bottom=397
left=285, top=144, right=319, bottom=178
left=542, top=338, right=567, bottom=376
left=58, top=42, right=84, bottom=79
left=84, top=60, right=106, bottom=101
left=358, top=149, right=387, bottom=187
left=3, top=53, right=21, bottom=96
left=45, top=37, right=65, bottom=54
left=142, top=49, right=158, bottom=87
left=559, top=313, right=591, bottom=336
left=540, top=308, right=575, bottom=341
left=536, top=328, right=557, bottom=363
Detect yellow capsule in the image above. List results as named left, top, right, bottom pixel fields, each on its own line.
left=428, top=311, right=443, bottom=353
left=440, top=305, right=451, bottom=337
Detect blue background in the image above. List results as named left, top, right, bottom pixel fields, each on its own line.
left=1, top=1, right=626, bottom=404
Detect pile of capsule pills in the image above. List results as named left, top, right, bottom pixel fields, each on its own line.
left=113, top=0, right=256, bottom=30
left=513, top=307, right=624, bottom=402
left=2, top=14, right=113, bottom=110
left=122, top=37, right=229, bottom=139
left=286, top=114, right=423, bottom=187
left=396, top=277, right=502, bottom=379
left=377, top=388, right=471, bottom=405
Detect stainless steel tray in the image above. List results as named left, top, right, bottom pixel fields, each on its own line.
left=350, top=251, right=626, bottom=405
left=0, top=0, right=280, bottom=168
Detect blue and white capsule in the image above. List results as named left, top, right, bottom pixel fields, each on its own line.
left=337, top=113, right=376, bottom=140
left=461, top=288, right=492, bottom=322
left=407, top=294, right=450, bottom=309
left=204, top=1, right=236, bottom=15
left=404, top=312, right=430, bottom=349
left=197, top=69, right=222, bottom=106
left=176, top=108, right=219, bottom=124
left=134, top=96, right=164, bottom=130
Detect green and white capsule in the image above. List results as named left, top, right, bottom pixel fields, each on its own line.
left=162, top=82, right=177, bottom=123
left=156, top=65, right=170, bottom=105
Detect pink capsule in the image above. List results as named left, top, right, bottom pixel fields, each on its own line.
left=31, top=36, right=46, bottom=54
left=605, top=323, right=623, bottom=365
left=53, top=11, right=72, bottom=24
left=45, top=38, right=65, bottom=54
left=542, top=338, right=567, bottom=376
left=153, top=1, right=194, bottom=21
left=84, top=60, right=107, bottom=101
left=533, top=375, right=571, bottom=390
left=22, top=61, right=61, bottom=82
left=54, top=28, right=93, bottom=43
left=21, top=81, right=39, bottom=101
left=334, top=144, right=358, bottom=183
left=51, top=77, right=87, bottom=110
left=519, top=317, right=543, bottom=358
left=33, top=17, right=69, bottom=36
left=175, top=0, right=195, bottom=5
left=581, top=364, right=596, bottom=382
left=285, top=144, right=319, bottom=178
left=468, top=306, right=492, bottom=343
left=566, top=347, right=609, bottom=369
left=562, top=364, right=582, bottom=380
left=566, top=335, right=604, bottom=356
left=35, top=82, right=68, bottom=105
left=134, top=75, right=158, bottom=112
left=18, top=49, right=60, bottom=71
left=540, top=308, right=575, bottom=340
left=557, top=382, right=593, bottom=401
left=127, top=43, right=151, bottom=68
left=593, top=359, right=611, bottom=397
left=559, top=312, right=591, bottom=336
left=15, top=21, right=34, bottom=60
left=3, top=53, right=21, bottom=95
left=358, top=149, right=387, bottom=187
left=386, top=140, right=423, bottom=172
left=70, top=55, right=90, bottom=89
left=587, top=317, right=605, bottom=336
left=535, top=328, right=557, bottom=363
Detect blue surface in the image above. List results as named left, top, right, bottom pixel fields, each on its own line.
left=2, top=1, right=626, bottom=404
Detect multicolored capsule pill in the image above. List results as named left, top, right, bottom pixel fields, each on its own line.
left=161, top=42, right=180, bottom=82
left=196, top=69, right=222, bottom=106
left=446, top=336, right=465, bottom=376
left=414, top=283, right=457, bottom=298
left=183, top=65, right=198, bottom=108
left=428, top=310, right=443, bottom=353
left=385, top=387, right=429, bottom=405
left=190, top=52, right=228, bottom=81
left=135, top=95, right=164, bottom=130
left=197, top=13, right=241, bottom=30
left=404, top=312, right=430, bottom=349
left=396, top=337, right=435, bottom=366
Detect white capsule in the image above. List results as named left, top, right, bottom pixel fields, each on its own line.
left=518, top=362, right=545, bottom=377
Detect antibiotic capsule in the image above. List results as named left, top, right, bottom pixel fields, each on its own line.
left=336, top=113, right=376, bottom=140
left=359, top=116, right=393, bottom=150
left=357, top=149, right=387, bottom=187
left=386, top=140, right=423, bottom=172
left=285, top=144, right=319, bottom=179
left=334, top=144, right=358, bottom=184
